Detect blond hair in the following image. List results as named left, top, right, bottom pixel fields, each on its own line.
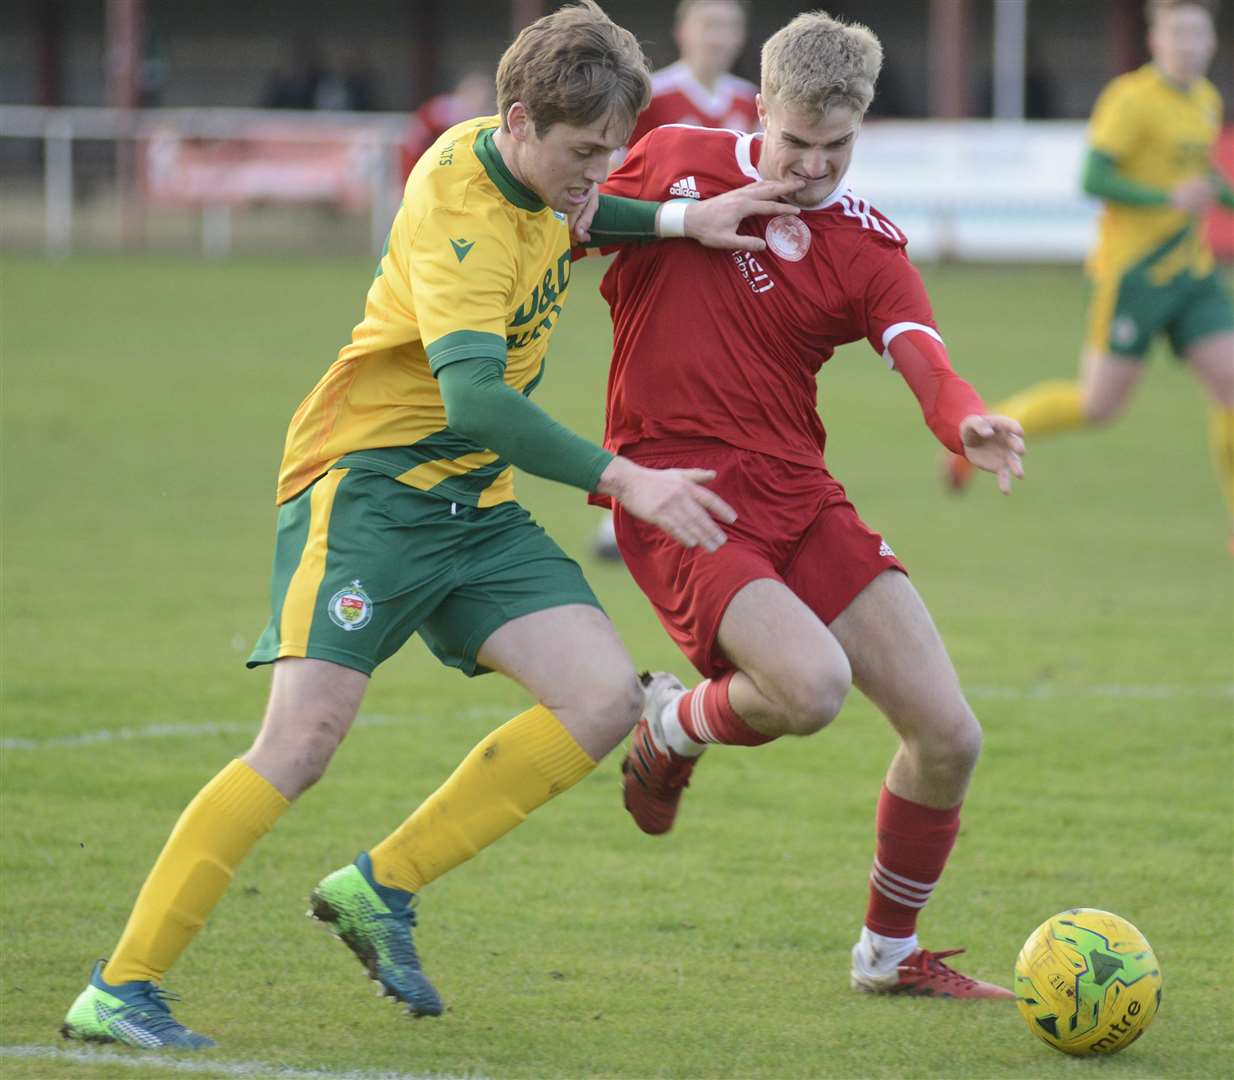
left=761, top=10, right=883, bottom=117
left=496, top=1, right=651, bottom=136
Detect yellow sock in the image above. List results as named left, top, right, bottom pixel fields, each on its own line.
left=1209, top=405, right=1234, bottom=513
left=104, top=759, right=289, bottom=985
left=994, top=379, right=1086, bottom=436
left=369, top=705, right=595, bottom=894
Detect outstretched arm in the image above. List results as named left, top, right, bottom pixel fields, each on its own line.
left=887, top=329, right=1026, bottom=495
left=437, top=357, right=736, bottom=549
left=1084, top=149, right=1220, bottom=213
left=573, top=180, right=803, bottom=250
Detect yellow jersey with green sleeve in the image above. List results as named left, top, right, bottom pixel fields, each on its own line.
left=276, top=116, right=573, bottom=507
left=1087, top=64, right=1223, bottom=281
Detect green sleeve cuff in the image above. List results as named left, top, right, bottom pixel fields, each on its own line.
left=1082, top=149, right=1170, bottom=207
left=587, top=194, right=661, bottom=245
left=425, top=329, right=507, bottom=375
left=1212, top=170, right=1234, bottom=211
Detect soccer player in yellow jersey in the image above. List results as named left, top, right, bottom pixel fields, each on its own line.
left=947, top=0, right=1234, bottom=533
left=62, top=1, right=801, bottom=1048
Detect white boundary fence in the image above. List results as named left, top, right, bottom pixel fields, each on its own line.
left=0, top=106, right=1099, bottom=261
left=0, top=105, right=408, bottom=257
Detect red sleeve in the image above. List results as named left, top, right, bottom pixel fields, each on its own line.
left=886, top=330, right=986, bottom=456
left=852, top=238, right=984, bottom=453
left=603, top=129, right=654, bottom=199
left=857, top=245, right=939, bottom=355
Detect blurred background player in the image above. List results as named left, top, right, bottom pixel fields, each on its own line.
left=945, top=0, right=1234, bottom=540
left=400, top=69, right=496, bottom=180
left=589, top=11, right=1023, bottom=998
left=629, top=0, right=758, bottom=146
left=593, top=0, right=758, bottom=559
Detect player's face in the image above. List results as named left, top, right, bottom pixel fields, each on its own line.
left=756, top=95, right=860, bottom=207
left=676, top=1, right=747, bottom=81
left=1148, top=4, right=1216, bottom=82
left=504, top=104, right=628, bottom=214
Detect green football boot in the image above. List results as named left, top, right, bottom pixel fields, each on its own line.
left=309, top=852, right=444, bottom=1017
left=61, top=961, right=216, bottom=1049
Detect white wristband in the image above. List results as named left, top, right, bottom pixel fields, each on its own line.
left=658, top=199, right=689, bottom=238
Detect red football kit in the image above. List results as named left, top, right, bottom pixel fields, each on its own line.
left=626, top=61, right=760, bottom=149
left=595, top=124, right=986, bottom=676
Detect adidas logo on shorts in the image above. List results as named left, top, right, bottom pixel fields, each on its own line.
left=668, top=175, right=702, bottom=199
left=878, top=540, right=896, bottom=558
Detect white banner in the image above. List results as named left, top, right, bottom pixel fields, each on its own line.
left=846, top=120, right=1097, bottom=261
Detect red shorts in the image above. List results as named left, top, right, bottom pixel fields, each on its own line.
left=614, top=441, right=907, bottom=677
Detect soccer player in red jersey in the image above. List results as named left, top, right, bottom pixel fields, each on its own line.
left=628, top=0, right=759, bottom=148
left=590, top=11, right=1025, bottom=998
left=594, top=0, right=759, bottom=559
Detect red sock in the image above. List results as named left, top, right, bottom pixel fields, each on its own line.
left=865, top=785, right=961, bottom=938
left=676, top=671, right=774, bottom=747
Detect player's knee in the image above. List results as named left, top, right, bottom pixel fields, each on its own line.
left=921, top=709, right=982, bottom=780
left=302, top=720, right=348, bottom=784
left=246, top=711, right=349, bottom=800
left=590, top=669, right=645, bottom=742
left=776, top=661, right=852, bottom=736
left=1081, top=396, right=1124, bottom=426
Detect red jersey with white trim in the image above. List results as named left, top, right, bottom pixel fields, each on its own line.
left=627, top=61, right=760, bottom=148
left=599, top=124, right=939, bottom=468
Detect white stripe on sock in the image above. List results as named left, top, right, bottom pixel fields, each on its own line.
left=870, top=873, right=932, bottom=909
left=872, top=857, right=937, bottom=894
left=691, top=683, right=717, bottom=743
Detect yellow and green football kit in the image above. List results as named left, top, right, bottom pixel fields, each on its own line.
left=89, top=116, right=682, bottom=1012
left=982, top=66, right=1234, bottom=518
left=251, top=116, right=657, bottom=677
left=1084, top=64, right=1233, bottom=358
left=279, top=117, right=582, bottom=508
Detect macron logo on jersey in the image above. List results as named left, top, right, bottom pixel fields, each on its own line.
left=668, top=175, right=702, bottom=199
left=450, top=237, right=476, bottom=262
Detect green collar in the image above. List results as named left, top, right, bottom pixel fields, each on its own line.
left=476, top=128, right=544, bottom=212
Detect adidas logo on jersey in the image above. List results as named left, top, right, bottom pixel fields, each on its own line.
left=668, top=175, right=702, bottom=199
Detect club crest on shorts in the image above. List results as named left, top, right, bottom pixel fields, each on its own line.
left=1111, top=315, right=1138, bottom=348
left=328, top=580, right=373, bottom=631
left=765, top=214, right=811, bottom=262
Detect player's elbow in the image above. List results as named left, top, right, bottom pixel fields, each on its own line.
left=440, top=384, right=487, bottom=443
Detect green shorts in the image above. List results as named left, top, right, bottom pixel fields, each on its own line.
left=247, top=466, right=602, bottom=677
left=1089, top=263, right=1234, bottom=360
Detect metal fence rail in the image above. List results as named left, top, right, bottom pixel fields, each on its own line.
left=1, top=105, right=410, bottom=256
left=2, top=105, right=1111, bottom=261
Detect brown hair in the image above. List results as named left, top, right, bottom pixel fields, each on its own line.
left=1145, top=0, right=1219, bottom=22
left=496, top=1, right=651, bottom=136
left=761, top=10, right=883, bottom=117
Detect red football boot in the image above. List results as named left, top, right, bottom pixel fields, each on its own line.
left=621, top=672, right=699, bottom=836
left=852, top=946, right=1015, bottom=1000
left=942, top=451, right=974, bottom=492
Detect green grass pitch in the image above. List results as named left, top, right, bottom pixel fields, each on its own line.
left=2, top=253, right=1231, bottom=1079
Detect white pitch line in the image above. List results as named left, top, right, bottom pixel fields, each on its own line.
left=965, top=683, right=1233, bottom=701
left=0, top=707, right=512, bottom=752
left=0, top=1044, right=488, bottom=1080
left=2, top=686, right=1231, bottom=753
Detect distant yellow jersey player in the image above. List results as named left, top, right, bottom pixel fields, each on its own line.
left=1085, top=62, right=1224, bottom=346
left=946, top=0, right=1234, bottom=540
